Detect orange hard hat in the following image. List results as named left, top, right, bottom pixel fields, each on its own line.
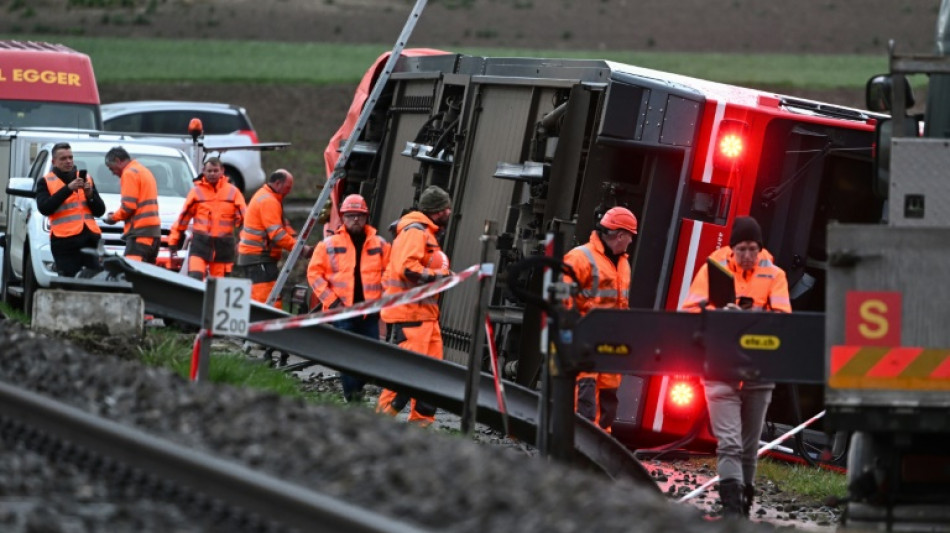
left=599, top=206, right=638, bottom=234
left=340, top=194, right=370, bottom=214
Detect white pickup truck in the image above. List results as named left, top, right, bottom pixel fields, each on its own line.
left=2, top=135, right=198, bottom=315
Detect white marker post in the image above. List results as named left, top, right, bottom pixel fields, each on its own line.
left=193, top=277, right=251, bottom=382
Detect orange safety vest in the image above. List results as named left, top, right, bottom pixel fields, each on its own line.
left=380, top=211, right=448, bottom=323
left=112, top=160, right=160, bottom=237
left=680, top=246, right=792, bottom=312
left=237, top=184, right=296, bottom=264
left=169, top=176, right=246, bottom=246
left=44, top=173, right=101, bottom=238
left=562, top=231, right=631, bottom=316
left=564, top=231, right=631, bottom=391
left=307, top=224, right=390, bottom=310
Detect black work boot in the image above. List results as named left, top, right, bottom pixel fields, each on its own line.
left=718, top=479, right=744, bottom=518
left=743, top=483, right=755, bottom=518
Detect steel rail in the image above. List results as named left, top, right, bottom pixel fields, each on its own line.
left=109, top=257, right=657, bottom=488
left=0, top=380, right=427, bottom=533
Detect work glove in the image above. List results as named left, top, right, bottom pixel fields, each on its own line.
left=316, top=197, right=333, bottom=225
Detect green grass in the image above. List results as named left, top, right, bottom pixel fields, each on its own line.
left=757, top=458, right=847, bottom=502
left=0, top=301, right=30, bottom=325
left=139, top=328, right=341, bottom=404
left=1, top=34, right=897, bottom=89
left=690, top=457, right=847, bottom=503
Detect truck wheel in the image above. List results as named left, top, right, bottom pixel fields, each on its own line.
left=224, top=166, right=245, bottom=194
left=1, top=245, right=16, bottom=307
left=23, top=248, right=37, bottom=318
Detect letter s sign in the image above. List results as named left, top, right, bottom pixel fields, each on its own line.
left=845, top=291, right=901, bottom=346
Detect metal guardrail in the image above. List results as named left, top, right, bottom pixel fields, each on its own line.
left=108, top=257, right=657, bottom=489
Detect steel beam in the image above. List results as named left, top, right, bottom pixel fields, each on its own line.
left=108, top=257, right=657, bottom=488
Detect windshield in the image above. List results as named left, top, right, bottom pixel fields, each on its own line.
left=0, top=101, right=101, bottom=129
left=73, top=152, right=194, bottom=197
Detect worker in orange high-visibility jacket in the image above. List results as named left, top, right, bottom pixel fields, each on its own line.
left=237, top=169, right=313, bottom=306
left=101, top=146, right=162, bottom=264
left=679, top=216, right=790, bottom=518
left=35, top=142, right=106, bottom=278
left=308, top=193, right=390, bottom=403
left=376, top=185, right=453, bottom=427
left=563, top=206, right=637, bottom=433
left=168, top=157, right=246, bottom=280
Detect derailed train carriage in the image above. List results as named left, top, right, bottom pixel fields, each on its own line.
left=327, top=51, right=883, bottom=455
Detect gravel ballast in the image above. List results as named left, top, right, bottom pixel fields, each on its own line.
left=0, top=320, right=778, bottom=532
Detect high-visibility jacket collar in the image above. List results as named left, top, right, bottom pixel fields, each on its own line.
left=394, top=210, right=438, bottom=237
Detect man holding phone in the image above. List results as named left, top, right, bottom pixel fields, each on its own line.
left=35, top=142, right=106, bottom=277
left=679, top=216, right=790, bottom=518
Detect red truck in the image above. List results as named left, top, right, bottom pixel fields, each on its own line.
left=0, top=40, right=101, bottom=130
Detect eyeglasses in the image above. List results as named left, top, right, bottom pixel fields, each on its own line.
left=342, top=213, right=367, bottom=220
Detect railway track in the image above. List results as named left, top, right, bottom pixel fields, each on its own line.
left=0, top=380, right=424, bottom=533
left=0, top=317, right=778, bottom=533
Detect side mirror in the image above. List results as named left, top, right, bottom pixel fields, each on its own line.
left=6, top=177, right=37, bottom=199
left=866, top=74, right=915, bottom=113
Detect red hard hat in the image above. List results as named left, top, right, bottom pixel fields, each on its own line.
left=599, top=206, right=638, bottom=234
left=340, top=194, right=369, bottom=214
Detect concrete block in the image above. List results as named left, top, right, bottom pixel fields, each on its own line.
left=32, top=289, right=144, bottom=337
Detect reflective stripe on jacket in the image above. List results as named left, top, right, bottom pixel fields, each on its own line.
left=307, top=224, right=390, bottom=310
left=112, top=160, right=161, bottom=238
left=237, top=184, right=296, bottom=264
left=380, top=211, right=448, bottom=323
left=169, top=176, right=246, bottom=247
left=44, top=173, right=101, bottom=238
left=680, top=246, right=791, bottom=312
left=562, top=231, right=631, bottom=316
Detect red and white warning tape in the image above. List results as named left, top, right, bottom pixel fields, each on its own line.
left=248, top=264, right=486, bottom=334
left=485, top=315, right=510, bottom=436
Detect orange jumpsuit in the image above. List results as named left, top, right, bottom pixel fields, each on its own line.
left=375, top=211, right=450, bottom=426
left=237, top=184, right=297, bottom=305
left=112, top=160, right=161, bottom=263
left=563, top=231, right=630, bottom=431
left=169, top=176, right=246, bottom=280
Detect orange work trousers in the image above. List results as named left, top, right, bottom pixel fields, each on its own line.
left=250, top=280, right=282, bottom=308
left=187, top=255, right=231, bottom=280
left=376, top=320, right=443, bottom=426
left=576, top=371, right=621, bottom=431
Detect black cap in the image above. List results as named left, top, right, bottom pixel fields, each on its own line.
left=729, top=216, right=763, bottom=248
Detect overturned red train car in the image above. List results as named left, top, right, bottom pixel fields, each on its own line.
left=328, top=51, right=882, bottom=455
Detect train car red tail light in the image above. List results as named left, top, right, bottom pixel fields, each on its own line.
left=668, top=379, right=697, bottom=409
left=713, top=119, right=750, bottom=170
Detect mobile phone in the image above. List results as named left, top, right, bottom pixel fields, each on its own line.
left=78, top=169, right=88, bottom=181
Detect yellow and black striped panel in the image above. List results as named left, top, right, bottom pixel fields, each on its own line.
left=829, top=346, right=950, bottom=390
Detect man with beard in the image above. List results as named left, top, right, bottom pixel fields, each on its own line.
left=308, top=194, right=390, bottom=401
left=375, top=185, right=452, bottom=427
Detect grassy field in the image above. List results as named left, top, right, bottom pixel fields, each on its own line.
left=4, top=34, right=893, bottom=89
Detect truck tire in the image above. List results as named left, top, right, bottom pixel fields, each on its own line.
left=23, top=248, right=37, bottom=318
left=1, top=245, right=15, bottom=307
left=224, top=165, right=245, bottom=194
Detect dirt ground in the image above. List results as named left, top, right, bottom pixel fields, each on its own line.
left=5, top=0, right=943, bottom=194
